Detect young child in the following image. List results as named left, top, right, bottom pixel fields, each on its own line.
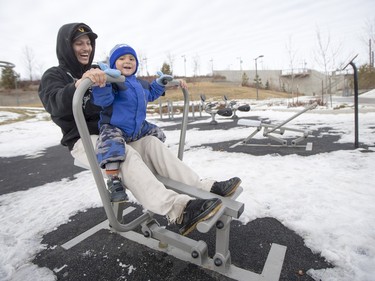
left=91, top=44, right=177, bottom=202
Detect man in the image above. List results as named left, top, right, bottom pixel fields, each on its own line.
left=39, top=23, right=241, bottom=235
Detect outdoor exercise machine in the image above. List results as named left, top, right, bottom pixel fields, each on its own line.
left=200, top=94, right=251, bottom=124
left=230, top=102, right=317, bottom=150
left=0, top=60, right=16, bottom=69
left=223, top=95, right=251, bottom=119
left=200, top=94, right=233, bottom=125
left=63, top=75, right=286, bottom=281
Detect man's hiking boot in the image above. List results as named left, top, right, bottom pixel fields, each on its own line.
left=107, top=176, right=129, bottom=203
left=210, top=177, right=242, bottom=197
left=177, top=198, right=222, bottom=236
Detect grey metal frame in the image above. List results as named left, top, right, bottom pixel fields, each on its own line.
left=231, top=103, right=317, bottom=150
left=67, top=75, right=286, bottom=280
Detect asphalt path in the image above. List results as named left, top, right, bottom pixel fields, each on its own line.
left=0, top=145, right=84, bottom=196
left=160, top=115, right=361, bottom=156
left=4, top=115, right=371, bottom=281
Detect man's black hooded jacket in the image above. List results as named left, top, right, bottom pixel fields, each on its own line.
left=38, top=22, right=101, bottom=150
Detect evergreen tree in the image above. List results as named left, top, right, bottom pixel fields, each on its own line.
left=253, top=75, right=263, bottom=88
left=265, top=80, right=270, bottom=90
left=161, top=62, right=172, bottom=75
left=241, top=72, right=249, bottom=86
left=1, top=67, right=17, bottom=89
left=358, top=64, right=375, bottom=89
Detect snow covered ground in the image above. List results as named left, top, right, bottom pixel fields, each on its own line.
left=0, top=92, right=374, bottom=281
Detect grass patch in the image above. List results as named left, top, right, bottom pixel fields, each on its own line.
left=0, top=108, right=49, bottom=125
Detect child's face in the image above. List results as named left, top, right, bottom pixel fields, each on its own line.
left=115, top=54, right=137, bottom=76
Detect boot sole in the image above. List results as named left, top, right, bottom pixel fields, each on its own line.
left=224, top=179, right=242, bottom=197
left=108, top=191, right=129, bottom=203
left=111, top=198, right=129, bottom=204
left=180, top=201, right=223, bottom=236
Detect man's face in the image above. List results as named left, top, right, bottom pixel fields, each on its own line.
left=72, top=35, right=93, bottom=65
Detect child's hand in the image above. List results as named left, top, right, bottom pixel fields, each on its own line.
left=98, top=62, right=121, bottom=78
left=156, top=71, right=173, bottom=86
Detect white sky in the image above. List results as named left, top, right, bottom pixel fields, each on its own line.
left=0, top=94, right=375, bottom=280
left=0, top=0, right=374, bottom=79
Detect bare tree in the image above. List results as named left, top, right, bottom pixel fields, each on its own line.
left=34, top=62, right=44, bottom=80
left=23, top=46, right=35, bottom=81
left=137, top=53, right=145, bottom=76
left=362, top=17, right=375, bottom=67
left=192, top=54, right=200, bottom=77
left=166, top=52, right=175, bottom=74
left=137, top=53, right=149, bottom=76
left=285, top=35, right=298, bottom=101
left=314, top=26, right=341, bottom=99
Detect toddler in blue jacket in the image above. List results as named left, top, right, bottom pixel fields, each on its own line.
left=92, top=44, right=176, bottom=202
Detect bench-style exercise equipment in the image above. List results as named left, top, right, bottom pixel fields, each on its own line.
left=230, top=103, right=317, bottom=150
left=63, top=75, right=286, bottom=281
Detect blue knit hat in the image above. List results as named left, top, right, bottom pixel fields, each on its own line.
left=109, top=44, right=139, bottom=74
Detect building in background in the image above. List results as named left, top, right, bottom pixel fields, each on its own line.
left=213, top=69, right=352, bottom=98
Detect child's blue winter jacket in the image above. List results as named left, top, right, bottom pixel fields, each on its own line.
left=92, top=75, right=165, bottom=140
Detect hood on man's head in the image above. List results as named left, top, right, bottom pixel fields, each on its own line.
left=72, top=25, right=98, bottom=41
left=56, top=22, right=97, bottom=78
left=109, top=44, right=139, bottom=73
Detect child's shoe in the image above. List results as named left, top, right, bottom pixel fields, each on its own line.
left=107, top=176, right=129, bottom=203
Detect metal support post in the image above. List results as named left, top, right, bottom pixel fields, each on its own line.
left=342, top=54, right=359, bottom=148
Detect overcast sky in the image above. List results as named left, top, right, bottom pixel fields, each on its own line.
left=1, top=0, right=374, bottom=79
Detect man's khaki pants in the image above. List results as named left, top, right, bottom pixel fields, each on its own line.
left=71, top=135, right=214, bottom=223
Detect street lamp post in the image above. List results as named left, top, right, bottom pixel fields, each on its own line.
left=210, top=58, right=214, bottom=75
left=181, top=55, right=186, bottom=77
left=142, top=58, right=148, bottom=76
left=237, top=57, right=243, bottom=70
left=254, top=55, right=264, bottom=100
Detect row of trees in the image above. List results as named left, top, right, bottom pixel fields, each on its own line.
left=241, top=72, right=271, bottom=90
left=2, top=61, right=375, bottom=91
left=2, top=19, right=375, bottom=90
